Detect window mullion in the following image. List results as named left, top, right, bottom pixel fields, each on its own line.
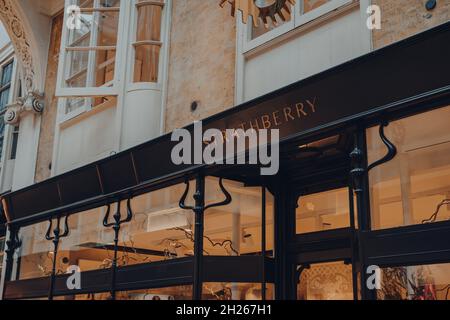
left=85, top=0, right=101, bottom=111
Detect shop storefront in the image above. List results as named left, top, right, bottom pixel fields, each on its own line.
left=0, top=22, right=449, bottom=300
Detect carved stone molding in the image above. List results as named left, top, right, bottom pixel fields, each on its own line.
left=4, top=91, right=44, bottom=125
left=0, top=0, right=36, bottom=92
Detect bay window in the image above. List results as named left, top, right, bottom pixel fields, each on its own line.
left=58, top=0, right=121, bottom=95
left=133, top=0, right=165, bottom=83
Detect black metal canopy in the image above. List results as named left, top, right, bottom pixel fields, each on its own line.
left=2, top=22, right=450, bottom=226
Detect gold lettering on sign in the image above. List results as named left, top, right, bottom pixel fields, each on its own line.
left=223, top=97, right=318, bottom=136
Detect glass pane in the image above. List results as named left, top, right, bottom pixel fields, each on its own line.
left=0, top=116, right=5, bottom=158
left=296, top=188, right=350, bottom=234
left=55, top=292, right=110, bottom=300
left=203, top=283, right=274, bottom=300
left=368, top=106, right=450, bottom=230
left=9, top=125, right=19, bottom=160
left=378, top=263, right=450, bottom=300
left=133, top=44, right=160, bottom=82
left=95, top=49, right=116, bottom=86
left=117, top=285, right=193, bottom=300
left=116, top=182, right=195, bottom=267
left=203, top=178, right=264, bottom=256
left=57, top=207, right=113, bottom=273
left=65, top=49, right=116, bottom=88
left=0, top=88, right=10, bottom=111
left=16, top=221, right=54, bottom=280
left=1, top=62, right=13, bottom=86
left=302, top=0, right=330, bottom=14
left=96, top=11, right=120, bottom=47
left=136, top=2, right=162, bottom=42
left=66, top=49, right=89, bottom=81
left=297, top=261, right=353, bottom=300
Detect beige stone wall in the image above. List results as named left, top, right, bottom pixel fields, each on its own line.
left=34, top=13, right=63, bottom=183
left=372, top=0, right=450, bottom=49
left=164, top=0, right=236, bottom=132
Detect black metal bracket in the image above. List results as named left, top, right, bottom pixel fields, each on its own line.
left=102, top=197, right=134, bottom=300
left=45, top=214, right=70, bottom=300
left=178, top=176, right=232, bottom=300
left=179, top=178, right=232, bottom=212
left=4, top=225, right=21, bottom=282
left=367, top=121, right=397, bottom=172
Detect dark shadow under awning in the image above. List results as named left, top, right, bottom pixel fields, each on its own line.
left=2, top=22, right=450, bottom=226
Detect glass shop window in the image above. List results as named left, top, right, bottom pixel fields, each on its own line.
left=297, top=261, right=353, bottom=300
left=54, top=286, right=193, bottom=300
left=133, top=0, right=165, bottom=83
left=368, top=106, right=450, bottom=230
left=377, top=262, right=450, bottom=300
left=296, top=188, right=353, bottom=234
left=117, top=182, right=195, bottom=266
left=57, top=0, right=121, bottom=96
left=15, top=221, right=54, bottom=281
left=0, top=61, right=13, bottom=159
left=116, top=286, right=193, bottom=300
left=203, top=283, right=274, bottom=300
left=203, top=178, right=274, bottom=257
left=55, top=207, right=114, bottom=273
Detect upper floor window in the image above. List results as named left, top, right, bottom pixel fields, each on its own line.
left=132, top=0, right=165, bottom=83
left=57, top=0, right=122, bottom=97
left=0, top=236, right=5, bottom=278
left=0, top=60, right=13, bottom=158
left=247, top=0, right=354, bottom=50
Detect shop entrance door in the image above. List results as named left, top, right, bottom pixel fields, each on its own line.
left=289, top=185, right=359, bottom=300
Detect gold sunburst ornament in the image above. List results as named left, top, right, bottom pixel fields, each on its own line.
left=220, top=0, right=296, bottom=27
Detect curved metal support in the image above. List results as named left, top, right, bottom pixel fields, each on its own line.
left=422, top=199, right=450, bottom=224
left=179, top=180, right=194, bottom=210
left=101, top=197, right=134, bottom=300
left=44, top=214, right=71, bottom=300
left=102, top=203, right=111, bottom=228
left=367, top=121, right=397, bottom=172
left=4, top=225, right=22, bottom=283
left=204, top=178, right=232, bottom=211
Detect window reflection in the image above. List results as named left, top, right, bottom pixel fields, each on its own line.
left=297, top=261, right=353, bottom=300
left=368, top=106, right=450, bottom=229
left=204, top=178, right=274, bottom=256
left=16, top=222, right=54, bottom=280
left=117, top=285, right=193, bottom=300
left=378, top=263, right=450, bottom=300
left=203, top=283, right=274, bottom=300
left=296, top=188, right=352, bottom=234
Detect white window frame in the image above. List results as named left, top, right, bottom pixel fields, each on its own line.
left=127, top=0, right=169, bottom=92
left=56, top=0, right=127, bottom=98
left=0, top=52, right=20, bottom=193
left=243, top=0, right=356, bottom=53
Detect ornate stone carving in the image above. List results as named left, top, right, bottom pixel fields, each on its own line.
left=4, top=91, right=45, bottom=125
left=0, top=0, right=36, bottom=93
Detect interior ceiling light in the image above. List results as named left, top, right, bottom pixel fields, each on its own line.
left=220, top=0, right=296, bottom=27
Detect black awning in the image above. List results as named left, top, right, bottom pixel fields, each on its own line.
left=3, top=22, right=450, bottom=225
